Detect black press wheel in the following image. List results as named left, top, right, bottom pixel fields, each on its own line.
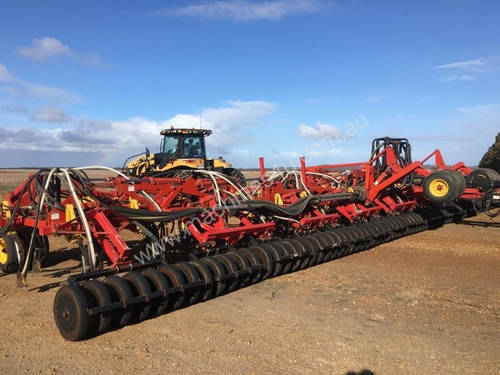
left=80, top=279, right=113, bottom=335
left=103, top=276, right=135, bottom=328
left=53, top=285, right=89, bottom=341
left=123, top=272, right=153, bottom=322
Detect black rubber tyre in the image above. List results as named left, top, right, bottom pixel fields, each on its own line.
left=467, top=168, right=500, bottom=192
left=226, top=251, right=252, bottom=287
left=103, top=276, right=134, bottom=327
left=0, top=235, right=19, bottom=274
left=238, top=248, right=264, bottom=283
left=188, top=259, right=215, bottom=301
left=299, top=236, right=319, bottom=267
left=142, top=268, right=170, bottom=315
left=272, top=241, right=293, bottom=274
left=322, top=231, right=339, bottom=260
left=123, top=272, right=153, bottom=322
left=334, top=228, right=352, bottom=257
left=312, top=232, right=329, bottom=262
left=306, top=235, right=322, bottom=266
left=200, top=257, right=228, bottom=297
left=54, top=285, right=89, bottom=341
left=175, top=262, right=203, bottom=305
left=280, top=240, right=301, bottom=272
left=291, top=239, right=311, bottom=270
left=320, top=231, right=337, bottom=261
left=214, top=254, right=240, bottom=292
left=250, top=245, right=275, bottom=280
left=423, top=170, right=459, bottom=204
left=223, top=168, right=246, bottom=186
left=159, top=264, right=188, bottom=308
left=80, top=279, right=113, bottom=335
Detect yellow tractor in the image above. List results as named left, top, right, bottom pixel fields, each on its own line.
left=124, top=127, right=245, bottom=184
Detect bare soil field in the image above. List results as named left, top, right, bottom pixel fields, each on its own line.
left=0, top=170, right=499, bottom=374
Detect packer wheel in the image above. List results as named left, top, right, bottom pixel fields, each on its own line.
left=53, top=285, right=89, bottom=341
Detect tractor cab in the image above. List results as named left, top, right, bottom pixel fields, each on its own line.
left=124, top=127, right=245, bottom=184
left=160, top=128, right=210, bottom=161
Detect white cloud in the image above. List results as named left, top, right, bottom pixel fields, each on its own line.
left=0, top=63, right=14, bottom=82
left=437, top=74, right=474, bottom=83
left=457, top=104, right=499, bottom=114
left=0, top=62, right=80, bottom=103
left=153, top=0, right=323, bottom=21
left=0, top=101, right=277, bottom=164
left=434, top=59, right=486, bottom=71
left=17, top=37, right=72, bottom=61
left=16, top=37, right=103, bottom=67
left=297, top=122, right=348, bottom=140
left=31, top=107, right=71, bottom=123
left=364, top=96, right=384, bottom=103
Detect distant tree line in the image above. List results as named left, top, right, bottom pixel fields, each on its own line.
left=479, top=132, right=500, bottom=172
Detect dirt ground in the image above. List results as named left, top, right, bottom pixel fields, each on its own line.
left=0, top=170, right=499, bottom=374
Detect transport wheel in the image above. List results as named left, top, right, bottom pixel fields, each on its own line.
left=226, top=251, right=252, bottom=287
left=0, top=235, right=19, bottom=274
left=103, top=276, right=135, bottom=327
left=123, top=272, right=153, bottom=322
left=467, top=168, right=500, bottom=192
left=142, top=268, right=171, bottom=315
left=159, top=264, right=188, bottom=307
left=188, top=259, right=215, bottom=301
left=54, top=285, right=89, bottom=341
left=448, top=171, right=466, bottom=199
left=175, top=262, right=203, bottom=305
left=80, top=279, right=113, bottom=335
left=249, top=245, right=275, bottom=280
left=423, top=170, right=459, bottom=204
left=200, top=257, right=228, bottom=297
left=238, top=248, right=264, bottom=283
left=214, top=254, right=240, bottom=293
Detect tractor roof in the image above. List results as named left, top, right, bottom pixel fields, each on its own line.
left=160, top=127, right=212, bottom=136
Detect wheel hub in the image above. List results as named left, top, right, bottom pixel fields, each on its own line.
left=429, top=178, right=449, bottom=197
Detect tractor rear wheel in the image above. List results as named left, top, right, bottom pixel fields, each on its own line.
left=222, top=168, right=246, bottom=186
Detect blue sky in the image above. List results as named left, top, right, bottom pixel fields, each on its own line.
left=0, top=0, right=499, bottom=168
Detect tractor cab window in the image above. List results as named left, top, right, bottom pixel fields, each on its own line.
left=162, top=136, right=179, bottom=158
left=181, top=136, right=204, bottom=158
